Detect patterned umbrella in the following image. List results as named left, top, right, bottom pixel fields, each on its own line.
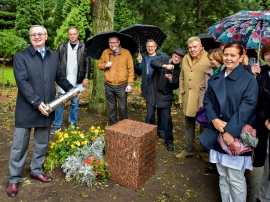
left=84, top=31, right=137, bottom=60
left=207, top=10, right=270, bottom=51
left=119, top=24, right=167, bottom=53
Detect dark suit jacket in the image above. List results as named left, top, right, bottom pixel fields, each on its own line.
left=13, top=44, right=73, bottom=128
left=199, top=64, right=258, bottom=155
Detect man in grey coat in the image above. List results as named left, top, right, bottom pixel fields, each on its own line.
left=6, top=25, right=75, bottom=198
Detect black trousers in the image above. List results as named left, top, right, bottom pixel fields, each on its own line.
left=145, top=102, right=173, bottom=144
left=104, top=82, right=127, bottom=125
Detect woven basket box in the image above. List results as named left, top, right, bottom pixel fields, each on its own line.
left=105, top=119, right=157, bottom=190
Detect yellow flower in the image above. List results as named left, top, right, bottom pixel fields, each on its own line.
left=76, top=126, right=80, bottom=130
left=71, top=145, right=75, bottom=149
left=66, top=142, right=70, bottom=145
left=81, top=140, right=88, bottom=145
left=59, top=137, right=64, bottom=142
left=91, top=136, right=95, bottom=141
left=90, top=126, right=95, bottom=130
left=64, top=133, right=69, bottom=138
left=80, top=134, right=84, bottom=139
left=94, top=129, right=99, bottom=133
left=97, top=126, right=101, bottom=129
left=75, top=141, right=81, bottom=146
left=101, top=130, right=105, bottom=133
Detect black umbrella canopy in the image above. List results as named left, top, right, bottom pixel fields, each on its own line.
left=198, top=33, right=220, bottom=51
left=84, top=31, right=138, bottom=59
left=119, top=24, right=167, bottom=53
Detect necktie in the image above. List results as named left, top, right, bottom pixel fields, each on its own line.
left=113, top=51, right=116, bottom=56
left=39, top=50, right=44, bottom=59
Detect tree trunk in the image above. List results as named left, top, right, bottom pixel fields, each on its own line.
left=89, top=0, right=116, bottom=115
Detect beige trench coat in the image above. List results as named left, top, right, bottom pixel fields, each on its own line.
left=199, top=65, right=225, bottom=108
left=179, top=50, right=210, bottom=117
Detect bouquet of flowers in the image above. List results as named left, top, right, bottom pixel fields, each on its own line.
left=44, top=126, right=110, bottom=186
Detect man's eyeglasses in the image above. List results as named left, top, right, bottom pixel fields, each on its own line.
left=109, top=41, right=119, bottom=44
left=29, top=33, right=46, bottom=38
left=146, top=46, right=156, bottom=48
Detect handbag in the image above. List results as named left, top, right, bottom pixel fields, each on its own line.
left=217, top=124, right=257, bottom=156
left=195, top=107, right=208, bottom=128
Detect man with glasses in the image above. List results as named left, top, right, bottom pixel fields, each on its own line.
left=6, top=25, right=75, bottom=197
left=98, top=36, right=134, bottom=125
left=51, top=27, right=90, bottom=134
left=135, top=39, right=168, bottom=139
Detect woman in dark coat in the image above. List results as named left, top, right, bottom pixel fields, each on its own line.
left=199, top=43, right=258, bottom=202
left=255, top=42, right=270, bottom=202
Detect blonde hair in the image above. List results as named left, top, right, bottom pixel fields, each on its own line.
left=187, top=37, right=201, bottom=44
left=208, top=48, right=223, bottom=64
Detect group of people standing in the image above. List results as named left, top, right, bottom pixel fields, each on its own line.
left=5, top=23, right=270, bottom=202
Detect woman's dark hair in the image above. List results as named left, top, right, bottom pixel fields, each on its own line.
left=223, top=43, right=244, bottom=56
left=260, top=42, right=270, bottom=61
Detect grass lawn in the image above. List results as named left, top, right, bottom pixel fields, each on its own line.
left=0, top=64, right=15, bottom=85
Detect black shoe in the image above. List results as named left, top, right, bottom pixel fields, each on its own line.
left=158, top=131, right=165, bottom=139
left=167, top=143, right=174, bottom=151
left=205, top=163, right=218, bottom=173
left=256, top=198, right=261, bottom=202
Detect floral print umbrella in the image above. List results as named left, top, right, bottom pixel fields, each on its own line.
left=207, top=10, right=270, bottom=50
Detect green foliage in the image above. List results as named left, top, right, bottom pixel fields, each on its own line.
left=0, top=0, right=16, bottom=29
left=53, top=0, right=91, bottom=49
left=0, top=29, right=27, bottom=58
left=125, top=0, right=265, bottom=55
left=14, top=0, right=45, bottom=42
left=114, top=0, right=137, bottom=31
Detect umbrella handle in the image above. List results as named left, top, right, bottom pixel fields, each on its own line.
left=257, top=20, right=263, bottom=62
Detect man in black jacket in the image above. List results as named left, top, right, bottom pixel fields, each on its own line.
left=142, top=48, right=185, bottom=151
left=51, top=27, right=90, bottom=134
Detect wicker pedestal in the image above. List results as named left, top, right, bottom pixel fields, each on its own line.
left=105, top=119, right=157, bottom=190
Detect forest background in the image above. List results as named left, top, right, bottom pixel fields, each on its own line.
left=0, top=0, right=270, bottom=114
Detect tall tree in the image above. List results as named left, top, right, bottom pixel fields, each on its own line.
left=14, top=0, right=44, bottom=42
left=114, top=0, right=137, bottom=31
left=53, top=0, right=91, bottom=48
left=0, top=0, right=16, bottom=29
left=89, top=0, right=116, bottom=115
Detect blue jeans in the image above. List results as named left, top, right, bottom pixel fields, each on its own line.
left=54, top=92, right=80, bottom=128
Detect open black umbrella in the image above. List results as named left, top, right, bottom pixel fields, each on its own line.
left=198, top=33, right=220, bottom=51
left=119, top=24, right=167, bottom=53
left=84, top=31, right=138, bottom=59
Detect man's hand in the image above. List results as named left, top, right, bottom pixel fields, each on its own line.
left=82, top=79, right=88, bottom=87
left=105, top=62, right=112, bottom=68
left=165, top=74, right=173, bottom=81
left=163, top=64, right=174, bottom=70
left=125, top=85, right=132, bottom=92
left=38, top=102, right=49, bottom=116
left=137, top=54, right=142, bottom=63
left=75, top=93, right=81, bottom=99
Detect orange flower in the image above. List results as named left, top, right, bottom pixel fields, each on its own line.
left=97, top=160, right=101, bottom=165
left=84, top=156, right=95, bottom=165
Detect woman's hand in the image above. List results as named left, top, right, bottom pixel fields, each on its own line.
left=212, top=118, right=227, bottom=133
left=222, top=132, right=234, bottom=146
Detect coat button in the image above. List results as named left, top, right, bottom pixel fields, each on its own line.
left=189, top=88, right=191, bottom=90
left=189, top=79, right=191, bottom=81
left=219, top=115, right=223, bottom=117
left=44, top=80, right=47, bottom=83
left=31, top=101, right=34, bottom=103
left=190, top=70, right=192, bottom=72
left=43, top=66, right=45, bottom=69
